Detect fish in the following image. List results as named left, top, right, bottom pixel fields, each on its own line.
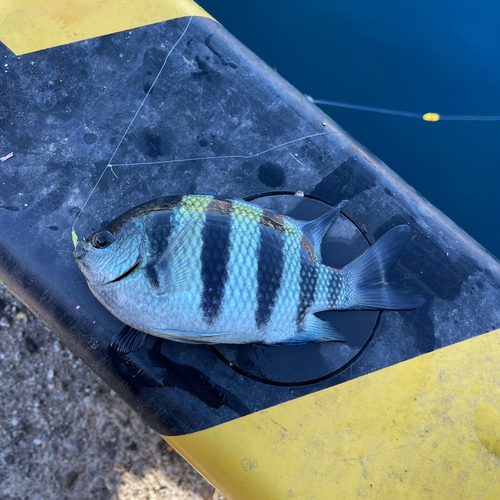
left=74, top=194, right=424, bottom=348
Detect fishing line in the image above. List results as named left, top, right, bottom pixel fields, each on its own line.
left=72, top=12, right=333, bottom=249
left=308, top=97, right=500, bottom=122
left=109, top=131, right=331, bottom=168
left=72, top=11, right=198, bottom=242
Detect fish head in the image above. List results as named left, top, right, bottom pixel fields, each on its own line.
left=74, top=217, right=144, bottom=286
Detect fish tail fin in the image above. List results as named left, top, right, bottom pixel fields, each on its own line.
left=344, top=225, right=424, bottom=310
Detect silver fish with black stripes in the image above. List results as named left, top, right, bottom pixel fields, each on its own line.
left=74, top=194, right=424, bottom=347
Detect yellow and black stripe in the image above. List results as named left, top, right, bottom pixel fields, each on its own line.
left=168, top=328, right=500, bottom=499
left=0, top=0, right=213, bottom=56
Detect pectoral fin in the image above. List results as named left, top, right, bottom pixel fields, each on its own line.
left=148, top=218, right=200, bottom=294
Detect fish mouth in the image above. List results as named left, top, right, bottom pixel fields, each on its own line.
left=106, top=241, right=144, bottom=284
left=73, top=241, right=88, bottom=260
left=108, top=259, right=142, bottom=283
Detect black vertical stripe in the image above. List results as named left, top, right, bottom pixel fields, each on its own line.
left=200, top=210, right=232, bottom=324
left=255, top=223, right=285, bottom=329
left=149, top=210, right=174, bottom=256
left=327, top=271, right=340, bottom=308
left=296, top=245, right=318, bottom=328
left=146, top=210, right=175, bottom=288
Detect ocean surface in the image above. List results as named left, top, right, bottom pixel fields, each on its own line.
left=198, top=0, right=500, bottom=259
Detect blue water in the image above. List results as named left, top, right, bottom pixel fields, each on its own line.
left=198, top=0, right=500, bottom=258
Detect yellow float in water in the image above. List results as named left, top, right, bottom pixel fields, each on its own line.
left=423, top=112, right=441, bottom=122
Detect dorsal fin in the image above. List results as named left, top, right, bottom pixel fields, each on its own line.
left=300, top=200, right=348, bottom=263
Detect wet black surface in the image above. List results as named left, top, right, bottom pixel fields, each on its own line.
left=1, top=16, right=500, bottom=436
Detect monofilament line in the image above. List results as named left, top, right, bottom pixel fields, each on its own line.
left=109, top=131, right=331, bottom=168
left=309, top=97, right=500, bottom=122
left=72, top=11, right=197, bottom=232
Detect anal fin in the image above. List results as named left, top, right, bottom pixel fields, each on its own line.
left=279, top=317, right=346, bottom=344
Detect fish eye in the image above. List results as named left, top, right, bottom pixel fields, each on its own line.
left=91, top=231, right=114, bottom=249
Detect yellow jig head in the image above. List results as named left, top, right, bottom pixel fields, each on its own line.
left=72, top=228, right=78, bottom=249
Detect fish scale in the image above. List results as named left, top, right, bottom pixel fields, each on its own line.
left=328, top=273, right=346, bottom=309
left=262, top=219, right=302, bottom=342
left=215, top=199, right=261, bottom=337
left=200, top=211, right=231, bottom=324
left=167, top=195, right=213, bottom=334
left=74, top=195, right=424, bottom=346
left=255, top=222, right=285, bottom=329
left=296, top=246, right=318, bottom=327
left=313, top=267, right=338, bottom=312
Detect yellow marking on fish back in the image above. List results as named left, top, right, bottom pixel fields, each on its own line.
left=231, top=200, right=263, bottom=224
left=283, top=218, right=301, bottom=238
left=173, top=195, right=213, bottom=229
left=180, top=195, right=214, bottom=211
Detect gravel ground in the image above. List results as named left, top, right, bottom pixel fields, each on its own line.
left=0, top=284, right=225, bottom=500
